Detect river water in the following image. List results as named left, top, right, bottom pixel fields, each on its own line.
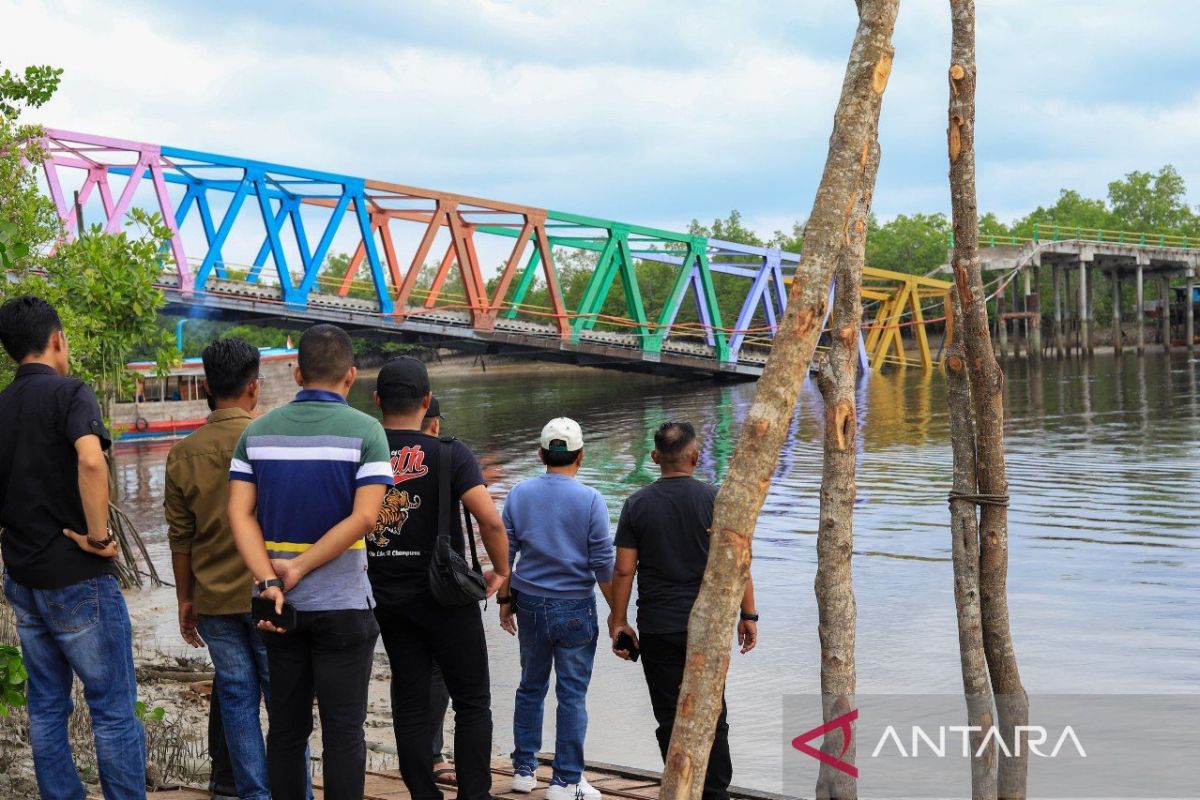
left=111, top=353, right=1199, bottom=792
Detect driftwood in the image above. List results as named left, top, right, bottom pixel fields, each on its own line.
left=946, top=2, right=1029, bottom=797
left=945, top=287, right=998, bottom=798
left=658, top=4, right=900, bottom=800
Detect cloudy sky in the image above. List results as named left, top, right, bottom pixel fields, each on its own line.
left=3, top=0, right=1198, bottom=239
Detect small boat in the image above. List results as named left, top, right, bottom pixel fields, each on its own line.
left=113, top=347, right=299, bottom=443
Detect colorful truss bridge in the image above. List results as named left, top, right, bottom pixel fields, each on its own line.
left=37, top=128, right=950, bottom=377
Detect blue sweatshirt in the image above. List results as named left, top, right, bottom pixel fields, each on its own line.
left=503, top=473, right=615, bottom=599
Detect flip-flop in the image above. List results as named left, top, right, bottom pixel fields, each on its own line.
left=433, top=766, right=458, bottom=786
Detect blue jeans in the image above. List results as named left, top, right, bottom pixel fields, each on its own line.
left=512, top=594, right=598, bottom=785
left=3, top=573, right=145, bottom=800
left=197, top=613, right=270, bottom=800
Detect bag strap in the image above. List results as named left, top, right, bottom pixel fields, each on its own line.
left=437, top=437, right=482, bottom=572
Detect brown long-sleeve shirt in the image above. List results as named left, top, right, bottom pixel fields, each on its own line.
left=165, top=407, right=254, bottom=616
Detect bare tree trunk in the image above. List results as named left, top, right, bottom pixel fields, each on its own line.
left=659, top=4, right=900, bottom=800
left=947, top=3, right=1029, bottom=797
left=945, top=287, right=998, bottom=799
left=811, top=134, right=878, bottom=800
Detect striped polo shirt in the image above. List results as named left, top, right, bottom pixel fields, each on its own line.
left=229, top=388, right=392, bottom=611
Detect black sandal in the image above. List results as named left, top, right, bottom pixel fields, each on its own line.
left=433, top=765, right=458, bottom=786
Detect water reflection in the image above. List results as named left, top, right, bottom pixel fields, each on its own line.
left=111, top=354, right=1200, bottom=791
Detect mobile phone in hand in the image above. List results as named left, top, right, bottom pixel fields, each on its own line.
left=614, top=631, right=640, bottom=662
left=251, top=595, right=298, bottom=630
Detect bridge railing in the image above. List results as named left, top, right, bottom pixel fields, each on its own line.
left=956, top=223, right=1198, bottom=250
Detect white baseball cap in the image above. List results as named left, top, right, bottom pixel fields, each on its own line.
left=540, top=417, right=584, bottom=452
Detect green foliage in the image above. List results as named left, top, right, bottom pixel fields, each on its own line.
left=134, top=700, right=167, bottom=724
left=866, top=212, right=952, bottom=276
left=0, top=644, right=27, bottom=716
left=1107, top=165, right=1198, bottom=234
left=0, top=63, right=62, bottom=120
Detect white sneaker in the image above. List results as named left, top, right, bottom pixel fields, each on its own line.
left=547, top=780, right=602, bottom=800
left=511, top=771, right=538, bottom=793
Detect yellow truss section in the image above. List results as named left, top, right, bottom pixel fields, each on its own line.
left=861, top=266, right=951, bottom=371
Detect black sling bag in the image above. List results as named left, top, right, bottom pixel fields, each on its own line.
left=426, top=437, right=487, bottom=607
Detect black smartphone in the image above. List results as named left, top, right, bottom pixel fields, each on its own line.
left=251, top=595, right=298, bottom=630
left=614, top=631, right=640, bottom=662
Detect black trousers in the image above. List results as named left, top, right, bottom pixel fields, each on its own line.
left=262, top=608, right=379, bottom=800
left=375, top=594, right=493, bottom=800
left=639, top=631, right=733, bottom=800
left=430, top=660, right=449, bottom=762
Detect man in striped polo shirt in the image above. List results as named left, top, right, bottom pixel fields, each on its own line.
left=228, top=324, right=392, bottom=800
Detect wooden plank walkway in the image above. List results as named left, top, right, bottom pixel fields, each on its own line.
left=125, top=756, right=783, bottom=800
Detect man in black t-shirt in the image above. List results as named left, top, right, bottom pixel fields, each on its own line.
left=0, top=296, right=145, bottom=799
left=611, top=421, right=758, bottom=800
left=367, top=358, right=510, bottom=800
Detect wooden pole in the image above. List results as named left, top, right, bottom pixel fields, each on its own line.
left=659, top=5, right=900, bottom=800
left=1112, top=271, right=1122, bottom=356
left=813, top=137, right=877, bottom=800
left=1136, top=263, right=1145, bottom=354
left=947, top=3, right=1029, bottom=796
left=945, top=287, right=998, bottom=799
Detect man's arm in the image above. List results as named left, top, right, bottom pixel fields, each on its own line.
left=737, top=571, right=758, bottom=654
left=63, top=434, right=117, bottom=559
left=165, top=461, right=203, bottom=647
left=462, top=484, right=510, bottom=583
left=271, top=484, right=388, bottom=588
left=588, top=493, right=615, bottom=608
left=610, top=546, right=639, bottom=657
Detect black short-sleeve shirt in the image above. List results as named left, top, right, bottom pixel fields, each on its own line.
left=614, top=476, right=719, bottom=635
left=365, top=430, right=485, bottom=606
left=0, top=364, right=114, bottom=589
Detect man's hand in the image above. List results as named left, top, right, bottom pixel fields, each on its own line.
left=270, top=558, right=305, bottom=591
left=737, top=619, right=758, bottom=654
left=483, top=568, right=506, bottom=599
left=611, top=621, right=639, bottom=661
left=63, top=528, right=118, bottom=559
left=255, top=585, right=289, bottom=635
left=499, top=603, right=517, bottom=636
left=178, top=601, right=204, bottom=648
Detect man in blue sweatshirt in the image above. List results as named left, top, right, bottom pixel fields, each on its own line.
left=500, top=417, right=614, bottom=800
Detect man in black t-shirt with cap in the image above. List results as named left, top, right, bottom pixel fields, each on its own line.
left=610, top=421, right=759, bottom=800
left=368, top=357, right=510, bottom=800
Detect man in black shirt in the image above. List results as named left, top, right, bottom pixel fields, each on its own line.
left=611, top=421, right=758, bottom=800
left=0, top=296, right=145, bottom=799
left=367, top=358, right=510, bottom=800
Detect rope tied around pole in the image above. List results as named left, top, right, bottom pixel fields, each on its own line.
left=947, top=490, right=1010, bottom=507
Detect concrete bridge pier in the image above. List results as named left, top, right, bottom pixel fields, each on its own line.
left=1111, top=270, right=1122, bottom=356
left=1160, top=276, right=1172, bottom=352
left=1187, top=273, right=1196, bottom=357
left=1078, top=256, right=1092, bottom=358
left=1135, top=263, right=1146, bottom=355
left=1053, top=263, right=1064, bottom=358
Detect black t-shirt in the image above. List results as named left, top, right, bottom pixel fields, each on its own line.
left=366, top=430, right=485, bottom=606
left=614, top=476, right=719, bottom=635
left=0, top=364, right=114, bottom=589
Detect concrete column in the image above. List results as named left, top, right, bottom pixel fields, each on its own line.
left=1135, top=263, right=1145, bottom=354
left=1187, top=274, right=1196, bottom=357
left=1078, top=260, right=1090, bottom=358
left=1022, top=268, right=1032, bottom=350
left=1012, top=279, right=1023, bottom=359
left=1160, top=276, right=1172, bottom=352
left=1053, top=263, right=1064, bottom=357
left=1111, top=271, right=1122, bottom=355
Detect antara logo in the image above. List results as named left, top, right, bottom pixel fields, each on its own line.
left=792, top=708, right=1088, bottom=778
left=391, top=446, right=429, bottom=483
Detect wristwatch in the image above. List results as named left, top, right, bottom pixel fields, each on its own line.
left=740, top=611, right=760, bottom=622
left=497, top=595, right=513, bottom=605
left=256, top=578, right=284, bottom=593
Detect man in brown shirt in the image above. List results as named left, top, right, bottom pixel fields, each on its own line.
left=166, top=338, right=270, bottom=800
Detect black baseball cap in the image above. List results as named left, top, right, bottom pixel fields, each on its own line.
left=376, top=356, right=430, bottom=402
left=424, top=396, right=444, bottom=419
